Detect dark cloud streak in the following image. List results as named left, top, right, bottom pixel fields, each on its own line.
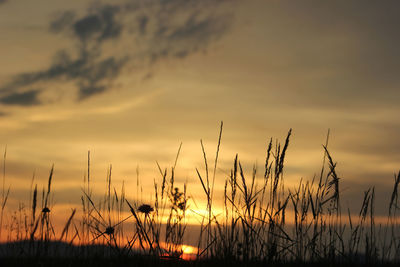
left=0, top=90, right=41, bottom=106
left=71, top=5, right=122, bottom=42
left=0, top=0, right=233, bottom=106
left=0, top=49, right=127, bottom=101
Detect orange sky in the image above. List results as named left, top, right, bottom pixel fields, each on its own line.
left=0, top=0, right=400, bottom=241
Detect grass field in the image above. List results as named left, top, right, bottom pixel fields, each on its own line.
left=0, top=125, right=399, bottom=266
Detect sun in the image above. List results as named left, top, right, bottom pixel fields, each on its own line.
left=181, top=245, right=196, bottom=255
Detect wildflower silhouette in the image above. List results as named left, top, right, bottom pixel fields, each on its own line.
left=105, top=226, right=115, bottom=236
left=42, top=207, right=50, bottom=213
left=138, top=204, right=154, bottom=215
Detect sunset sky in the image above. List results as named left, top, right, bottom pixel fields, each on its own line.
left=1, top=0, right=400, bottom=226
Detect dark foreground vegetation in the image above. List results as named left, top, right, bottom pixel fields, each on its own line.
left=1, top=257, right=400, bottom=267
left=0, top=123, right=399, bottom=266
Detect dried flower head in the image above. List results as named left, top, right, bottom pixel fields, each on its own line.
left=42, top=207, right=50, bottom=213
left=105, top=226, right=115, bottom=235
left=138, top=204, right=154, bottom=214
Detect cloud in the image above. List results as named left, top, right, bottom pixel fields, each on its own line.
left=0, top=0, right=234, bottom=106
left=0, top=89, right=41, bottom=106
left=149, top=13, right=229, bottom=61
left=49, top=10, right=76, bottom=33
left=51, top=4, right=122, bottom=42
left=0, top=49, right=127, bottom=101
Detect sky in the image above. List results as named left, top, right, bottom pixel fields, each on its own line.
left=0, top=0, right=400, bottom=230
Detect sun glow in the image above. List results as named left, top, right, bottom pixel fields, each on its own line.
left=181, top=245, right=198, bottom=261
left=182, top=244, right=196, bottom=255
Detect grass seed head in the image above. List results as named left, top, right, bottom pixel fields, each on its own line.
left=138, top=204, right=154, bottom=214
left=42, top=207, right=50, bottom=213
left=105, top=226, right=114, bottom=235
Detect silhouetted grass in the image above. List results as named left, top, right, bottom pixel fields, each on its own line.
left=0, top=124, right=399, bottom=266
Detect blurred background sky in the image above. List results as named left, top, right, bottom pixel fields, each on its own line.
left=0, top=0, right=400, bottom=224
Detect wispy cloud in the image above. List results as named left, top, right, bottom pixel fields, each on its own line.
left=0, top=89, right=41, bottom=106
left=0, top=0, right=234, bottom=107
